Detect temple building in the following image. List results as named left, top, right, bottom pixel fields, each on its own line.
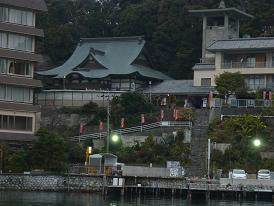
left=0, top=0, right=47, bottom=141
left=36, top=36, right=172, bottom=106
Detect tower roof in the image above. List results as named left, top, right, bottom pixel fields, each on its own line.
left=189, top=7, right=253, bottom=19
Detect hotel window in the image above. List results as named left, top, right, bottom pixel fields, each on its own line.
left=0, top=115, right=33, bottom=131
left=8, top=33, right=33, bottom=52
left=7, top=60, right=32, bottom=76
left=0, top=85, right=33, bottom=103
left=201, top=78, right=211, bottom=86
left=0, top=32, right=7, bottom=48
left=0, top=7, right=8, bottom=22
left=8, top=8, right=34, bottom=26
left=0, top=59, right=7, bottom=74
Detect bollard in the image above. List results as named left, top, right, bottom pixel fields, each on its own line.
left=187, top=190, right=192, bottom=201
left=121, top=188, right=124, bottom=196
left=206, top=190, right=210, bottom=201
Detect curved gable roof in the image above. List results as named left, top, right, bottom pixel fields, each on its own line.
left=37, top=36, right=171, bottom=80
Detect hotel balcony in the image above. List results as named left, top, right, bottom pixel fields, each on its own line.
left=221, top=61, right=269, bottom=69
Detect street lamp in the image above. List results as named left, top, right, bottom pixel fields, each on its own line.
left=253, top=139, right=261, bottom=147
left=111, top=134, right=119, bottom=143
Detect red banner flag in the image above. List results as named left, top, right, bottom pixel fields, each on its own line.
left=99, top=121, right=103, bottom=130
left=120, top=118, right=125, bottom=128
left=173, top=109, right=178, bottom=120
left=141, top=114, right=145, bottom=124
left=269, top=91, right=272, bottom=100
left=160, top=109, right=164, bottom=120
left=263, top=91, right=267, bottom=100
left=79, top=123, right=84, bottom=135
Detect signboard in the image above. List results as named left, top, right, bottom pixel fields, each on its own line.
left=170, top=168, right=179, bottom=177
left=161, top=121, right=169, bottom=126
left=167, top=161, right=180, bottom=168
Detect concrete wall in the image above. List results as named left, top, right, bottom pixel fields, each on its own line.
left=37, top=90, right=125, bottom=107
left=123, top=166, right=184, bottom=178
left=220, top=178, right=274, bottom=187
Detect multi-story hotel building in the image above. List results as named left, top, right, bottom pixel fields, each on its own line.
left=0, top=0, right=47, bottom=141
left=190, top=1, right=274, bottom=91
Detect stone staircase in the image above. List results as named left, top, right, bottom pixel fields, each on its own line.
left=187, top=109, right=210, bottom=177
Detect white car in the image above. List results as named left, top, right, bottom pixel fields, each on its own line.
left=257, top=169, right=271, bottom=180
left=232, top=169, right=247, bottom=179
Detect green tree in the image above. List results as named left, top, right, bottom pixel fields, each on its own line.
left=4, top=148, right=30, bottom=173
left=215, top=72, right=246, bottom=101
left=209, top=114, right=267, bottom=173
left=111, top=92, right=156, bottom=127
left=30, top=129, right=66, bottom=172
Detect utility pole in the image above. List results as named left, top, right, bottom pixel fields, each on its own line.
left=207, top=139, right=211, bottom=179
left=149, top=81, right=152, bottom=103
left=106, top=93, right=110, bottom=153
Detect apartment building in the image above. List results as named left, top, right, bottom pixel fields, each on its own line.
left=0, top=0, right=47, bottom=141
left=189, top=1, right=274, bottom=91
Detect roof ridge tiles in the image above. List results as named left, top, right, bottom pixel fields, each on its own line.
left=80, top=36, right=144, bottom=43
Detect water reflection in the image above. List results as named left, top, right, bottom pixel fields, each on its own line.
left=0, top=191, right=272, bottom=206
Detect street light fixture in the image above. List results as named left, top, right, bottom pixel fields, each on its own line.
left=111, top=134, right=119, bottom=143
left=253, top=139, right=261, bottom=147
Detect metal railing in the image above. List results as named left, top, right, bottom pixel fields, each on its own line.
left=69, top=121, right=192, bottom=142
left=221, top=61, right=268, bottom=69
left=228, top=99, right=273, bottom=108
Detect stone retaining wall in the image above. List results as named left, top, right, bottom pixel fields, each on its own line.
left=0, top=174, right=104, bottom=191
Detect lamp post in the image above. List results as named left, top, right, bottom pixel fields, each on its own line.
left=149, top=81, right=152, bottom=103
left=63, top=75, right=66, bottom=90
left=207, top=139, right=211, bottom=179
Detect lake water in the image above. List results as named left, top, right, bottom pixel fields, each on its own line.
left=0, top=191, right=273, bottom=206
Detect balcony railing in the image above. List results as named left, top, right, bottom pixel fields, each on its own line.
left=229, top=99, right=273, bottom=108
left=221, top=61, right=268, bottom=69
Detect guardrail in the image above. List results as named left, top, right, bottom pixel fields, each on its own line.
left=228, top=99, right=273, bottom=108
left=69, top=121, right=192, bottom=142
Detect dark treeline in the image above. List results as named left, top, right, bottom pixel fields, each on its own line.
left=38, top=0, right=274, bottom=79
